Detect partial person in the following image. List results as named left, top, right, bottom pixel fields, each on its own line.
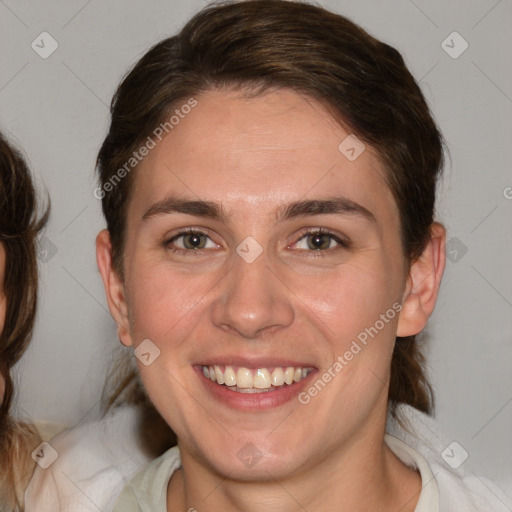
left=0, top=131, right=49, bottom=511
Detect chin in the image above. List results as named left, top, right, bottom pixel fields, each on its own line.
left=184, top=430, right=314, bottom=482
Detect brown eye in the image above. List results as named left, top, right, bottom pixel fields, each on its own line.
left=293, top=230, right=347, bottom=252
left=166, top=230, right=217, bottom=252
left=306, top=233, right=333, bottom=250
left=181, top=232, right=207, bottom=249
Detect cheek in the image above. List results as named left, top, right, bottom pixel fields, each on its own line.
left=125, top=258, right=216, bottom=344
left=295, top=262, right=402, bottom=417
left=295, top=258, right=400, bottom=344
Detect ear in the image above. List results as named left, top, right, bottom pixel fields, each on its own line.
left=96, top=230, right=133, bottom=347
left=397, top=222, right=446, bottom=337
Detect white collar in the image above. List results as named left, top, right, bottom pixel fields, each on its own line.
left=385, top=433, right=440, bottom=511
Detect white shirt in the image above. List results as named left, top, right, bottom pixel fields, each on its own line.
left=25, top=404, right=511, bottom=511
left=25, top=406, right=152, bottom=512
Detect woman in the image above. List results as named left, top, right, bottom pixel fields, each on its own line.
left=92, top=1, right=508, bottom=510
left=0, top=131, right=49, bottom=511
left=24, top=1, right=509, bottom=510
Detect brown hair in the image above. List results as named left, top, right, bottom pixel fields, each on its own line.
left=98, top=0, right=444, bottom=441
left=0, top=131, right=49, bottom=510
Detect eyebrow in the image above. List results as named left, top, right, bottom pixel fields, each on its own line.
left=142, top=196, right=376, bottom=224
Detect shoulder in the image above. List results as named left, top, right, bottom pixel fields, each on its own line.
left=387, top=404, right=511, bottom=512
left=25, top=405, right=152, bottom=512
left=113, top=446, right=181, bottom=512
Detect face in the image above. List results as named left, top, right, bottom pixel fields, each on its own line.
left=98, top=88, right=441, bottom=480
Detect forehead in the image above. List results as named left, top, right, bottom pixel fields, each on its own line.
left=130, top=88, right=397, bottom=224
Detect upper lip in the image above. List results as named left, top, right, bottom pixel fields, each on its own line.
left=196, top=355, right=317, bottom=369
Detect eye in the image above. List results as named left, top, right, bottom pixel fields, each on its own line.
left=292, top=229, right=349, bottom=252
left=165, top=229, right=218, bottom=253
left=164, top=228, right=348, bottom=256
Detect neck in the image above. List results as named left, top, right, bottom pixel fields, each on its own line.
left=167, top=418, right=421, bottom=512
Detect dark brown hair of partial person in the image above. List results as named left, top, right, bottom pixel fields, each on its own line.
left=97, top=0, right=444, bottom=444
left=0, top=131, right=49, bottom=511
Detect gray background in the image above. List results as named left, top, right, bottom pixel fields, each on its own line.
left=1, top=0, right=511, bottom=497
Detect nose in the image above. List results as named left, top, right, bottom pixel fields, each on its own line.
left=210, top=250, right=294, bottom=339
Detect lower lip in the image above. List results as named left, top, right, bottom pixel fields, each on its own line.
left=195, top=366, right=316, bottom=411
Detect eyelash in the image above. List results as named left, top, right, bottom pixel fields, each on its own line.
left=164, top=227, right=350, bottom=257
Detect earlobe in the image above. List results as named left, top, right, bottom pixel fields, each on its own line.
left=396, top=222, right=446, bottom=337
left=96, top=230, right=133, bottom=347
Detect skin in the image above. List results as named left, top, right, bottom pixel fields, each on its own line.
left=97, top=88, right=446, bottom=512
left=0, top=243, right=6, bottom=402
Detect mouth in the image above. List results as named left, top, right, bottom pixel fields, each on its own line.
left=201, top=365, right=314, bottom=393
left=195, top=363, right=316, bottom=410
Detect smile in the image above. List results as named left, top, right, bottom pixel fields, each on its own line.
left=202, top=365, right=314, bottom=393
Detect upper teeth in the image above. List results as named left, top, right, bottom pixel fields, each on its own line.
left=202, top=365, right=312, bottom=390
